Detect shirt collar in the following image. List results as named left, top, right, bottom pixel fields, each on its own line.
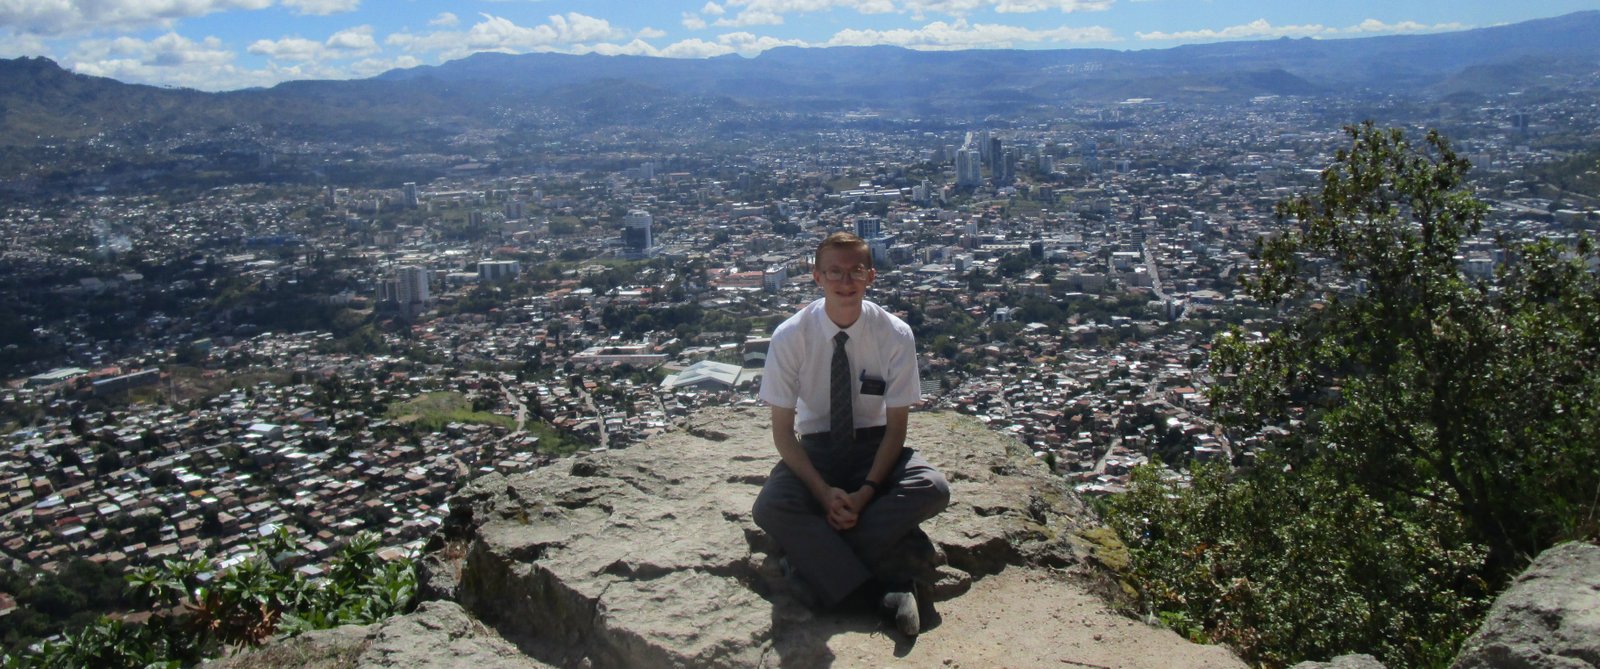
left=812, top=298, right=870, bottom=337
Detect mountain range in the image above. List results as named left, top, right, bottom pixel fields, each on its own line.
left=0, top=11, right=1596, bottom=171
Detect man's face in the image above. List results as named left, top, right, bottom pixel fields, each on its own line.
left=813, top=245, right=876, bottom=309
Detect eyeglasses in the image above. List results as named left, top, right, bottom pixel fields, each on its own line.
left=822, top=267, right=871, bottom=282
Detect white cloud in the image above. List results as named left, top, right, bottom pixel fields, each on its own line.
left=597, top=31, right=808, bottom=59
left=325, top=25, right=377, bottom=54
left=682, top=13, right=708, bottom=29
left=247, top=36, right=322, bottom=61
left=828, top=19, right=1115, bottom=49
left=637, top=26, right=666, bottom=39
left=388, top=12, right=630, bottom=61
left=1135, top=17, right=1470, bottom=43
left=1136, top=19, right=1330, bottom=41
left=428, top=12, right=459, bottom=27
left=993, top=0, right=1112, bottom=12
left=66, top=31, right=294, bottom=89
left=280, top=0, right=360, bottom=16
left=0, top=32, right=51, bottom=58
left=713, top=0, right=893, bottom=27
left=589, top=38, right=664, bottom=57
left=1341, top=19, right=1467, bottom=35
left=0, top=0, right=272, bottom=37
left=246, top=25, right=376, bottom=63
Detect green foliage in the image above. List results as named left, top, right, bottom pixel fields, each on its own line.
left=0, top=559, right=133, bottom=655
left=1107, top=123, right=1600, bottom=666
left=1214, top=122, right=1600, bottom=575
left=386, top=391, right=515, bottom=432
left=3, top=529, right=415, bottom=669
left=1105, top=458, right=1486, bottom=668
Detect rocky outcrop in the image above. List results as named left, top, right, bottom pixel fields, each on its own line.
left=413, top=406, right=1114, bottom=668
left=1450, top=541, right=1600, bottom=669
left=204, top=600, right=550, bottom=669
left=1291, top=655, right=1387, bottom=669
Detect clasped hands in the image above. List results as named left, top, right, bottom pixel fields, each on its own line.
left=822, top=485, right=874, bottom=530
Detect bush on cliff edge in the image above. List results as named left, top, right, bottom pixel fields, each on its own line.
left=1105, top=124, right=1600, bottom=667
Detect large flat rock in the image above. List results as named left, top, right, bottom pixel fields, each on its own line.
left=418, top=406, right=1114, bottom=668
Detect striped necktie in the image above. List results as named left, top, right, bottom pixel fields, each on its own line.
left=830, top=331, right=852, bottom=448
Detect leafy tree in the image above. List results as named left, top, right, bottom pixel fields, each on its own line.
left=1106, top=123, right=1600, bottom=666
left=1212, top=122, right=1600, bottom=578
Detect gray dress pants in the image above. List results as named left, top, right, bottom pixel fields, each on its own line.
left=752, top=429, right=950, bottom=607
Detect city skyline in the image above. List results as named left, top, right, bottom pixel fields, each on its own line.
left=0, top=1, right=1595, bottom=92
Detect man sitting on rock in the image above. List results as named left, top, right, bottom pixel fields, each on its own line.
left=753, top=231, right=951, bottom=636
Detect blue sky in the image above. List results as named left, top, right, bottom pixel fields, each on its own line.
left=1, top=1, right=1596, bottom=91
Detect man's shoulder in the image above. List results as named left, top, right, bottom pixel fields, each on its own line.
left=771, top=299, right=824, bottom=339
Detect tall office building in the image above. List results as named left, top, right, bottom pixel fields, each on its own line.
left=855, top=216, right=882, bottom=241
left=396, top=266, right=429, bottom=305
left=403, top=182, right=419, bottom=208
left=624, top=210, right=654, bottom=256
left=988, top=137, right=1004, bottom=175
left=956, top=149, right=981, bottom=187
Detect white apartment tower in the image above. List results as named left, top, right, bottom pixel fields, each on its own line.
left=396, top=266, right=430, bottom=305
left=956, top=149, right=982, bottom=187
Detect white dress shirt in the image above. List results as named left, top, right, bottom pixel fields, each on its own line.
left=760, top=298, right=921, bottom=435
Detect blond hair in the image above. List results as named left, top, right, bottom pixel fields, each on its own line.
left=815, top=231, right=871, bottom=269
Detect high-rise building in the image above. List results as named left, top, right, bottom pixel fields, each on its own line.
left=855, top=216, right=882, bottom=241
left=403, top=182, right=419, bottom=208
left=987, top=137, right=1004, bottom=175
left=478, top=260, right=521, bottom=282
left=624, top=210, right=654, bottom=257
left=396, top=266, right=429, bottom=305
left=956, top=149, right=981, bottom=187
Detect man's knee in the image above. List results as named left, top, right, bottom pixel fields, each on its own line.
left=752, top=484, right=780, bottom=531
left=924, top=469, right=950, bottom=515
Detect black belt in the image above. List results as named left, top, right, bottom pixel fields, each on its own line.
left=801, top=425, right=887, bottom=444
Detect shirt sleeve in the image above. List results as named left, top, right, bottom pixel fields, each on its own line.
left=759, top=317, right=802, bottom=409
left=882, top=317, right=921, bottom=409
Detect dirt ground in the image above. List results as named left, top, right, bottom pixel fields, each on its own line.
left=770, top=567, right=1248, bottom=669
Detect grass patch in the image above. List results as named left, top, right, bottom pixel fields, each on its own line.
left=387, top=392, right=515, bottom=432
left=526, top=420, right=585, bottom=456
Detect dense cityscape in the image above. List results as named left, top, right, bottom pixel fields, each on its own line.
left=2, top=84, right=1597, bottom=640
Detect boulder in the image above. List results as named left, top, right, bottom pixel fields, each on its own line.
left=204, top=600, right=549, bottom=669
left=416, top=406, right=1111, bottom=668
left=1291, top=654, right=1387, bottom=669
left=1450, top=541, right=1600, bottom=669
